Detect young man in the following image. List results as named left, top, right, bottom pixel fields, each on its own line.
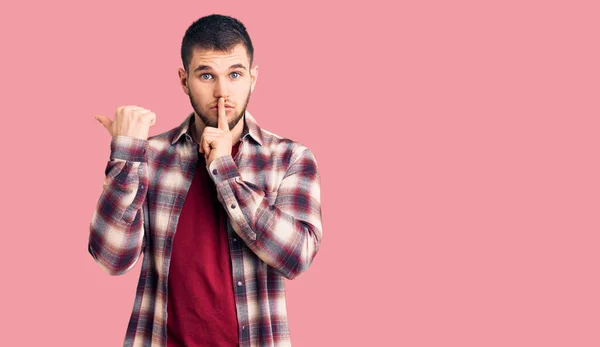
left=89, top=14, right=323, bottom=347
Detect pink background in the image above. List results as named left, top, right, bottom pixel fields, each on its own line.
left=1, top=0, right=599, bottom=346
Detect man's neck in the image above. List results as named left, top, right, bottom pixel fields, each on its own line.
left=191, top=113, right=245, bottom=145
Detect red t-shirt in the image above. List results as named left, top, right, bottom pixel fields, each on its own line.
left=167, top=142, right=241, bottom=347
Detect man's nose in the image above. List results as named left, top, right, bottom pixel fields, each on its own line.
left=214, top=79, right=230, bottom=99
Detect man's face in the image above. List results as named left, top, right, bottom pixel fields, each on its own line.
left=178, top=43, right=259, bottom=130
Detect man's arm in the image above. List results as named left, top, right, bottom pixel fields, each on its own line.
left=88, top=106, right=156, bottom=276
left=88, top=136, right=149, bottom=276
left=208, top=148, right=323, bottom=280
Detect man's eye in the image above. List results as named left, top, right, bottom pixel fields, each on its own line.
left=200, top=73, right=212, bottom=80
left=230, top=72, right=241, bottom=79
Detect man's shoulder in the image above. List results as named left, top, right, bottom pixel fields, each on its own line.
left=146, top=128, right=178, bottom=152
left=260, top=126, right=299, bottom=148
left=145, top=115, right=191, bottom=153
left=148, top=114, right=193, bottom=149
left=258, top=126, right=316, bottom=164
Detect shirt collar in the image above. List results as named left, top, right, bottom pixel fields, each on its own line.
left=170, top=110, right=264, bottom=146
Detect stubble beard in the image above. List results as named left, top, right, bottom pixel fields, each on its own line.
left=189, top=87, right=251, bottom=130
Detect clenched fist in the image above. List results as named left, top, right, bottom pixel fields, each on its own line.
left=95, top=106, right=156, bottom=140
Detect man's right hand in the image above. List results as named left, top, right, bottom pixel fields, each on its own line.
left=95, top=106, right=156, bottom=140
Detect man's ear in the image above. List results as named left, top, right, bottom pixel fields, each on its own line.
left=178, top=68, right=189, bottom=95
left=250, top=65, right=259, bottom=93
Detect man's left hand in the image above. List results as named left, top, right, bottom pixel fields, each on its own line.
left=200, top=97, right=233, bottom=167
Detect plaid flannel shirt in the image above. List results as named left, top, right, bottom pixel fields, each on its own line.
left=88, top=111, right=323, bottom=347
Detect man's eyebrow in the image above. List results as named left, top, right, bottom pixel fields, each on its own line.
left=193, top=63, right=247, bottom=73
left=229, top=63, right=247, bottom=70
left=194, top=65, right=213, bottom=72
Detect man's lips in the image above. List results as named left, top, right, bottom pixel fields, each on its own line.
left=211, top=105, right=234, bottom=110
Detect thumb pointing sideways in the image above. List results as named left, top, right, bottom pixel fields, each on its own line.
left=95, top=115, right=111, bottom=131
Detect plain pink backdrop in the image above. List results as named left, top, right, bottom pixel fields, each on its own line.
left=1, top=0, right=599, bottom=346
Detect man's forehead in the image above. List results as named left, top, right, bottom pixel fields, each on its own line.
left=190, top=44, right=250, bottom=69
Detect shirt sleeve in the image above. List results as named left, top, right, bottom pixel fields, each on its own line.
left=207, top=148, right=323, bottom=280
left=88, top=136, right=149, bottom=276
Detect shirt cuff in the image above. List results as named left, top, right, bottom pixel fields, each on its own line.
left=207, top=155, right=241, bottom=184
left=110, top=136, right=148, bottom=162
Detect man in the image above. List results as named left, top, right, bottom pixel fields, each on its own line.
left=88, top=14, right=323, bottom=347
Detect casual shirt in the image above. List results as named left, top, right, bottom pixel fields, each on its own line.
left=88, top=111, right=323, bottom=347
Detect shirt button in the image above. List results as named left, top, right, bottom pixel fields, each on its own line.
left=233, top=238, right=237, bottom=242
left=237, top=281, right=243, bottom=286
left=242, top=326, right=246, bottom=331
left=231, top=204, right=237, bottom=209
left=212, top=169, right=218, bottom=175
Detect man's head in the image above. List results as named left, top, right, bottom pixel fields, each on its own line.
left=178, top=14, right=258, bottom=130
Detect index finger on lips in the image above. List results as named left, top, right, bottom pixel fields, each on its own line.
left=217, top=97, right=229, bottom=132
